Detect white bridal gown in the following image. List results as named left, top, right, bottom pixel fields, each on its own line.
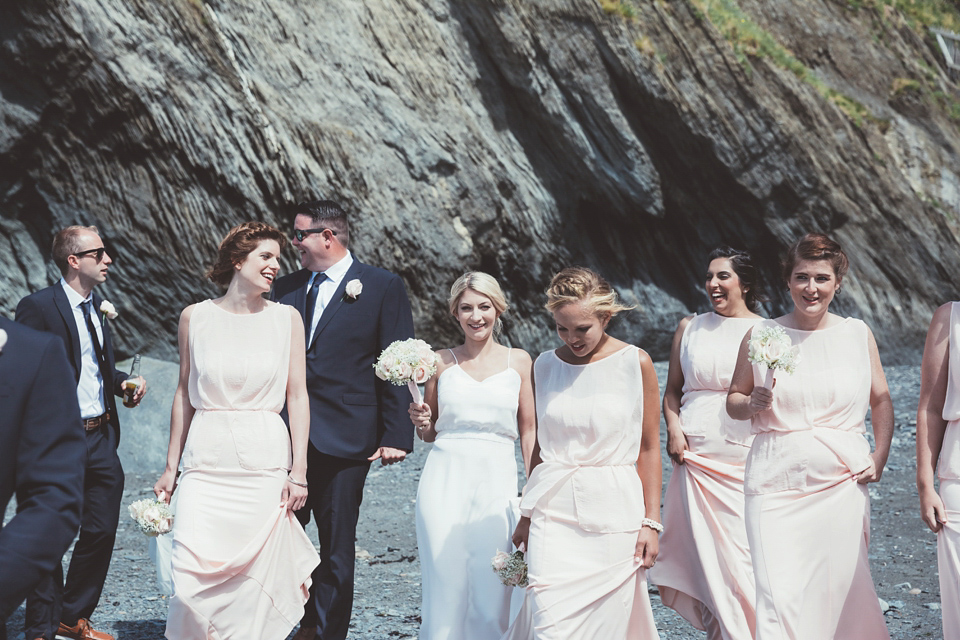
left=416, top=350, right=522, bottom=640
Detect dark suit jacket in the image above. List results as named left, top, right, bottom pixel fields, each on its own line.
left=272, top=260, right=415, bottom=460
left=15, top=284, right=128, bottom=446
left=0, top=317, right=85, bottom=621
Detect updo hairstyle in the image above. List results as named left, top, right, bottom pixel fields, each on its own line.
left=707, top=246, right=767, bottom=313
left=781, top=232, right=849, bottom=283
left=448, top=271, right=509, bottom=337
left=206, top=221, right=288, bottom=287
left=545, top=267, right=635, bottom=318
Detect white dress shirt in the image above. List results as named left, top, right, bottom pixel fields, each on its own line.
left=307, top=251, right=354, bottom=344
left=60, top=278, right=106, bottom=419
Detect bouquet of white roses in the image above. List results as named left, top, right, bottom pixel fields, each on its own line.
left=373, top=338, right=439, bottom=405
left=491, top=549, right=528, bottom=588
left=748, top=325, right=801, bottom=387
left=128, top=495, right=174, bottom=537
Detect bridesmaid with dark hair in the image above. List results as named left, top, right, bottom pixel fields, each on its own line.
left=652, top=247, right=763, bottom=640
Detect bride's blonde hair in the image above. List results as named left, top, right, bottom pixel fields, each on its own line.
left=545, top=267, right=634, bottom=318
left=448, top=272, right=509, bottom=337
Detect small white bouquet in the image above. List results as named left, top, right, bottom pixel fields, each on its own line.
left=128, top=495, right=174, bottom=537
left=491, top=549, right=528, bottom=588
left=373, top=338, right=439, bottom=405
left=748, top=325, right=801, bottom=387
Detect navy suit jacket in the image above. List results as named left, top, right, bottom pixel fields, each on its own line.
left=272, top=260, right=415, bottom=460
left=0, top=317, right=85, bottom=621
left=15, top=284, right=128, bottom=445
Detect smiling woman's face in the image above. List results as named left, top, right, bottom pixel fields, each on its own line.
left=553, top=300, right=609, bottom=359
left=788, top=258, right=839, bottom=318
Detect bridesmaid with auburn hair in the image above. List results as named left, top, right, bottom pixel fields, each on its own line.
left=916, top=301, right=960, bottom=640
left=409, top=272, right=536, bottom=640
left=651, top=247, right=763, bottom=640
left=504, top=267, right=662, bottom=639
left=727, top=233, right=892, bottom=640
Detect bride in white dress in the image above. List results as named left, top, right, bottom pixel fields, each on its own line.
left=409, top=272, right=536, bottom=640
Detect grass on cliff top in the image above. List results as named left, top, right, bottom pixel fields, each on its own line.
left=840, top=0, right=960, bottom=33
left=685, top=0, right=886, bottom=127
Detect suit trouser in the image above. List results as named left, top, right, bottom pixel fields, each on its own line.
left=296, top=446, right=370, bottom=640
left=25, top=426, right=123, bottom=639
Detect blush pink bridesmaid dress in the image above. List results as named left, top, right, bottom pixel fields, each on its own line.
left=501, top=346, right=660, bottom=640
left=165, top=300, right=320, bottom=640
left=937, top=302, right=960, bottom=640
left=744, top=318, right=888, bottom=640
left=651, top=312, right=759, bottom=640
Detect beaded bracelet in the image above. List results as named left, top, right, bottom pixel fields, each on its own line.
left=641, top=518, right=664, bottom=533
left=287, top=476, right=309, bottom=488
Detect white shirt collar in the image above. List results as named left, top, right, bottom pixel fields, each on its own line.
left=60, top=278, right=92, bottom=308
left=311, top=251, right=353, bottom=286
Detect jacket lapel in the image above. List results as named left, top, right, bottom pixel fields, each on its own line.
left=308, top=262, right=364, bottom=350
left=53, top=285, right=82, bottom=379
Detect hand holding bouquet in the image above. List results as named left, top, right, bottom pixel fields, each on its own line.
left=748, top=325, right=800, bottom=387
left=373, top=338, right=439, bottom=405
left=129, top=494, right=174, bottom=537
left=491, top=549, right=528, bottom=588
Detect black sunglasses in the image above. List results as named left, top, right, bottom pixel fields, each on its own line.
left=293, top=228, right=337, bottom=242
left=73, top=247, right=106, bottom=262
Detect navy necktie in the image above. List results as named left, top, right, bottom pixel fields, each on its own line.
left=82, top=300, right=106, bottom=367
left=304, top=272, right=327, bottom=337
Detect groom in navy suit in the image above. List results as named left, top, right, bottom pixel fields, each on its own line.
left=272, top=200, right=415, bottom=640
left=0, top=318, right=86, bottom=640
left=15, top=226, right=146, bottom=640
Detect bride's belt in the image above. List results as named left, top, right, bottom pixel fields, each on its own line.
left=434, top=431, right=516, bottom=445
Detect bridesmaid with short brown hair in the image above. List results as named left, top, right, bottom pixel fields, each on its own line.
left=727, top=233, right=892, bottom=640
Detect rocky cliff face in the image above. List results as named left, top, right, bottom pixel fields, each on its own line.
left=2, top=0, right=958, bottom=362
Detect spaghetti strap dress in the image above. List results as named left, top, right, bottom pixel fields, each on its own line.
left=416, top=349, right=522, bottom=639
left=165, top=300, right=320, bottom=640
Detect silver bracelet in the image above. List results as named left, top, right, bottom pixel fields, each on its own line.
left=287, top=476, right=308, bottom=488
left=641, top=518, right=664, bottom=533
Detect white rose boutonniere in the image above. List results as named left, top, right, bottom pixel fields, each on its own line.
left=344, top=279, right=363, bottom=300
left=0, top=328, right=7, bottom=354
left=100, top=300, right=119, bottom=320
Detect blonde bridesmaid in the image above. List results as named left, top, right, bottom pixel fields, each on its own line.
left=505, top=267, right=661, bottom=639
left=727, top=233, right=892, bottom=640
left=917, top=301, right=960, bottom=640
left=652, top=247, right=763, bottom=640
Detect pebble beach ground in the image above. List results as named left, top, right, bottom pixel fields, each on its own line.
left=4, top=363, right=946, bottom=639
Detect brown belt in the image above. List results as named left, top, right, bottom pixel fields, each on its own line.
left=83, top=412, right=111, bottom=431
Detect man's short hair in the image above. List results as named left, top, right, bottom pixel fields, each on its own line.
left=52, top=226, right=100, bottom=276
left=293, top=199, right=350, bottom=249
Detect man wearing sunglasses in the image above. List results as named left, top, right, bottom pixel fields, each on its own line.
left=272, top=200, right=415, bottom=640
left=15, top=225, right=147, bottom=640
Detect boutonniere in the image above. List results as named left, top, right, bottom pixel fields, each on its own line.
left=100, top=300, right=119, bottom=320
left=0, top=328, right=7, bottom=354
left=343, top=279, right=363, bottom=301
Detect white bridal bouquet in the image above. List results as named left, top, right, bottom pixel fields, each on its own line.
left=373, top=338, right=439, bottom=405
left=491, top=549, right=528, bottom=588
left=128, top=495, right=174, bottom=537
left=748, top=325, right=801, bottom=387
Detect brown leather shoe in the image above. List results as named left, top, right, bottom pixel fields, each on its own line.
left=55, top=619, right=114, bottom=640
left=291, top=626, right=317, bottom=640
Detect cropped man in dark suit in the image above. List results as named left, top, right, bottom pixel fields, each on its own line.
left=272, top=200, right=415, bottom=640
left=0, top=318, right=86, bottom=640
left=15, top=226, right=147, bottom=640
